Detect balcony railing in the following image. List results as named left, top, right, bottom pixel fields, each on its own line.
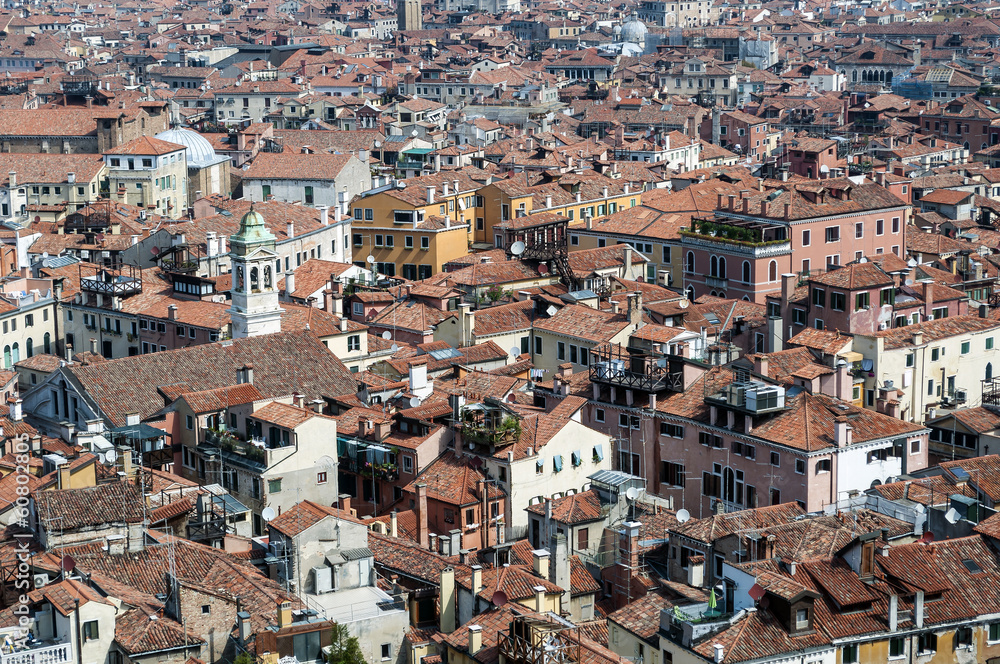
left=2, top=642, right=71, bottom=664
left=705, top=276, right=728, bottom=289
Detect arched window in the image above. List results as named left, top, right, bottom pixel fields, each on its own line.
left=769, top=260, right=777, bottom=281
left=235, top=266, right=244, bottom=291
left=685, top=285, right=695, bottom=301
left=710, top=256, right=718, bottom=277
left=852, top=70, right=858, bottom=83
left=988, top=363, right=994, bottom=382
left=25, top=338, right=32, bottom=358
left=719, top=257, right=727, bottom=279
left=43, top=333, right=51, bottom=355
left=2, top=346, right=9, bottom=369
left=250, top=267, right=259, bottom=291
left=816, top=459, right=831, bottom=473
left=686, top=251, right=695, bottom=273
left=742, top=260, right=751, bottom=283
left=264, top=265, right=272, bottom=289
left=11, top=343, right=19, bottom=364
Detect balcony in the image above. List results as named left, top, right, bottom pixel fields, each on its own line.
left=590, top=343, right=684, bottom=393
left=705, top=276, right=728, bottom=289
left=2, top=641, right=71, bottom=664
left=457, top=400, right=522, bottom=450
left=201, top=428, right=268, bottom=466
left=680, top=217, right=790, bottom=258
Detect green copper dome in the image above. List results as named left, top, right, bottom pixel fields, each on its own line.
left=230, top=204, right=275, bottom=246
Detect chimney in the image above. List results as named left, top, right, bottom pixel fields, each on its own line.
left=781, top=273, right=797, bottom=303
left=9, top=398, right=22, bottom=422
left=416, top=483, right=429, bottom=549
left=286, top=221, right=294, bottom=239
left=443, top=182, right=450, bottom=197
left=106, top=535, right=125, bottom=555
left=339, top=494, right=351, bottom=514
left=921, top=279, right=934, bottom=318
left=8, top=171, right=15, bottom=187
left=888, top=594, right=898, bottom=631
left=534, top=585, right=546, bottom=612
left=285, top=271, right=295, bottom=298
left=427, top=186, right=436, bottom=204
left=754, top=354, right=769, bottom=377
left=168, top=305, right=178, bottom=320
left=466, top=625, right=483, bottom=656
left=374, top=419, right=391, bottom=441
left=390, top=510, right=398, bottom=537
left=440, top=567, right=457, bottom=633
left=532, top=549, right=550, bottom=578
left=914, top=590, right=924, bottom=628
left=627, top=291, right=643, bottom=326
left=90, top=338, right=98, bottom=355
left=834, top=416, right=851, bottom=447
left=713, top=645, right=724, bottom=664
left=471, top=565, right=483, bottom=595
left=549, top=532, right=569, bottom=606
left=238, top=611, right=252, bottom=643
left=318, top=205, right=329, bottom=226
left=277, top=600, right=293, bottom=629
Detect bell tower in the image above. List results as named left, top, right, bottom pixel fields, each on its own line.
left=227, top=205, right=283, bottom=338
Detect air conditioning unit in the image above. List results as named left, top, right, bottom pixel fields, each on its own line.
left=33, top=574, right=50, bottom=588
left=879, top=321, right=888, bottom=330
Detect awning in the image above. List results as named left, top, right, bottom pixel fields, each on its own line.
left=842, top=351, right=864, bottom=363
left=403, top=148, right=434, bottom=155
left=571, top=451, right=582, bottom=467
left=594, top=444, right=604, bottom=461
left=554, top=455, right=563, bottom=472
left=536, top=457, right=545, bottom=468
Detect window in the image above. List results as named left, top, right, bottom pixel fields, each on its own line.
left=770, top=451, right=780, bottom=467
left=660, top=422, right=684, bottom=438
left=855, top=292, right=870, bottom=309
left=830, top=292, right=845, bottom=311
left=661, top=461, right=686, bottom=487
left=317, top=472, right=327, bottom=484
left=989, top=622, right=1000, bottom=642
left=880, top=288, right=894, bottom=306
left=876, top=218, right=884, bottom=235
left=83, top=621, right=99, bottom=642
left=268, top=479, right=282, bottom=494
left=855, top=222, right=863, bottom=239
left=793, top=308, right=805, bottom=326
left=402, top=455, right=413, bottom=474
left=917, top=633, right=936, bottom=654
left=420, top=237, right=429, bottom=250
left=815, top=459, right=831, bottom=473
left=794, top=608, right=809, bottom=629
left=812, top=288, right=825, bottom=307
left=595, top=409, right=605, bottom=423
left=801, top=229, right=810, bottom=246
left=186, top=415, right=194, bottom=430
left=177, top=325, right=185, bottom=337
left=842, top=644, right=859, bottom=664
left=988, top=337, right=995, bottom=350
left=348, top=335, right=361, bottom=351
left=201, top=605, right=211, bottom=614
left=577, top=527, right=589, bottom=550
left=889, top=637, right=905, bottom=658
left=558, top=342, right=566, bottom=361
left=931, top=348, right=940, bottom=362
left=534, top=337, right=542, bottom=355
left=825, top=226, right=840, bottom=243
left=381, top=644, right=392, bottom=661
left=795, top=459, right=805, bottom=474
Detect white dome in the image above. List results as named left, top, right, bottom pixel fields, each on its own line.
left=621, top=12, right=648, bottom=43
left=155, top=127, right=219, bottom=167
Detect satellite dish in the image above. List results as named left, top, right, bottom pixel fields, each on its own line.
left=510, top=240, right=526, bottom=256
left=545, top=305, right=558, bottom=317
left=510, top=346, right=521, bottom=358
left=492, top=591, right=509, bottom=606
left=944, top=507, right=961, bottom=524
left=382, top=330, right=392, bottom=340
left=409, top=396, right=421, bottom=407
left=60, top=555, right=76, bottom=573
left=678, top=299, right=689, bottom=309
left=676, top=508, right=691, bottom=523
left=150, top=246, right=160, bottom=256
left=374, top=140, right=382, bottom=148
left=261, top=507, right=276, bottom=521
left=390, top=343, right=399, bottom=352
left=397, top=181, right=407, bottom=189
left=105, top=449, right=117, bottom=465
left=538, top=264, right=549, bottom=275
left=507, top=393, right=517, bottom=403
left=748, top=583, right=765, bottom=601
left=904, top=278, right=914, bottom=286
left=919, top=530, right=935, bottom=544
left=858, top=256, right=867, bottom=263
left=625, top=487, right=639, bottom=501
left=367, top=254, right=375, bottom=264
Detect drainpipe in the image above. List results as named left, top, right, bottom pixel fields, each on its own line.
left=74, top=598, right=83, bottom=664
